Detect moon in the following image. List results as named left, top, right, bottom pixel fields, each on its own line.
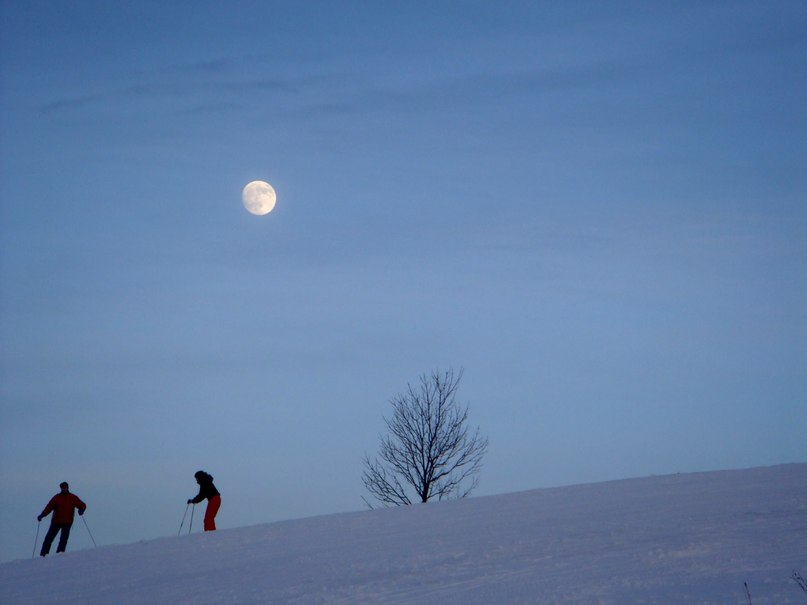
left=242, top=180, right=277, bottom=215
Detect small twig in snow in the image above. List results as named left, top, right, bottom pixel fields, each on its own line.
left=792, top=570, right=807, bottom=595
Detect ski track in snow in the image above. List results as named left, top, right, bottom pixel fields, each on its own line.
left=1, top=464, right=805, bottom=604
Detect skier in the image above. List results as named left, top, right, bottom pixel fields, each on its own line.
left=187, top=470, right=221, bottom=531
left=37, top=481, right=87, bottom=556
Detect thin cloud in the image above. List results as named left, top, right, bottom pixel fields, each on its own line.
left=35, top=69, right=337, bottom=117
left=38, top=93, right=108, bottom=114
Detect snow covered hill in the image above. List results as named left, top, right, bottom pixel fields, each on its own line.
left=1, top=464, right=805, bottom=604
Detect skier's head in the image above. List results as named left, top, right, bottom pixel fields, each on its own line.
left=194, top=471, right=205, bottom=483
left=59, top=482, right=69, bottom=491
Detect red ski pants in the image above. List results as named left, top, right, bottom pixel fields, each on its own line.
left=204, top=495, right=221, bottom=531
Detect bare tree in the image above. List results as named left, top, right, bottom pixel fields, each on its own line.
left=362, top=368, right=488, bottom=507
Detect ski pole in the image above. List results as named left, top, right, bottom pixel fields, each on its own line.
left=188, top=503, right=195, bottom=534
left=178, top=502, right=190, bottom=536
left=32, top=520, right=41, bottom=559
left=81, top=515, right=97, bottom=548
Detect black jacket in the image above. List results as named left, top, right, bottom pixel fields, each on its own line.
left=190, top=473, right=220, bottom=504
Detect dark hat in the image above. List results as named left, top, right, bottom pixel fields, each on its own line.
left=194, top=471, right=205, bottom=479
left=59, top=481, right=69, bottom=489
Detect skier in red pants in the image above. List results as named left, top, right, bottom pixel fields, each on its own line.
left=187, top=471, right=221, bottom=531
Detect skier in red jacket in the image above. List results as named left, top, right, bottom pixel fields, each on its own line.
left=37, top=482, right=87, bottom=556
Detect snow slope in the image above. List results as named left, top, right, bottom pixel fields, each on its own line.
left=1, top=464, right=805, bottom=604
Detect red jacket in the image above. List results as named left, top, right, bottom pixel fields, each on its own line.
left=40, top=492, right=86, bottom=525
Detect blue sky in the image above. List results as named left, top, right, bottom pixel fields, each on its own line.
left=1, top=1, right=805, bottom=561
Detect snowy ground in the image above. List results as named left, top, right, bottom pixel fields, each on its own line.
left=1, top=464, right=805, bottom=604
